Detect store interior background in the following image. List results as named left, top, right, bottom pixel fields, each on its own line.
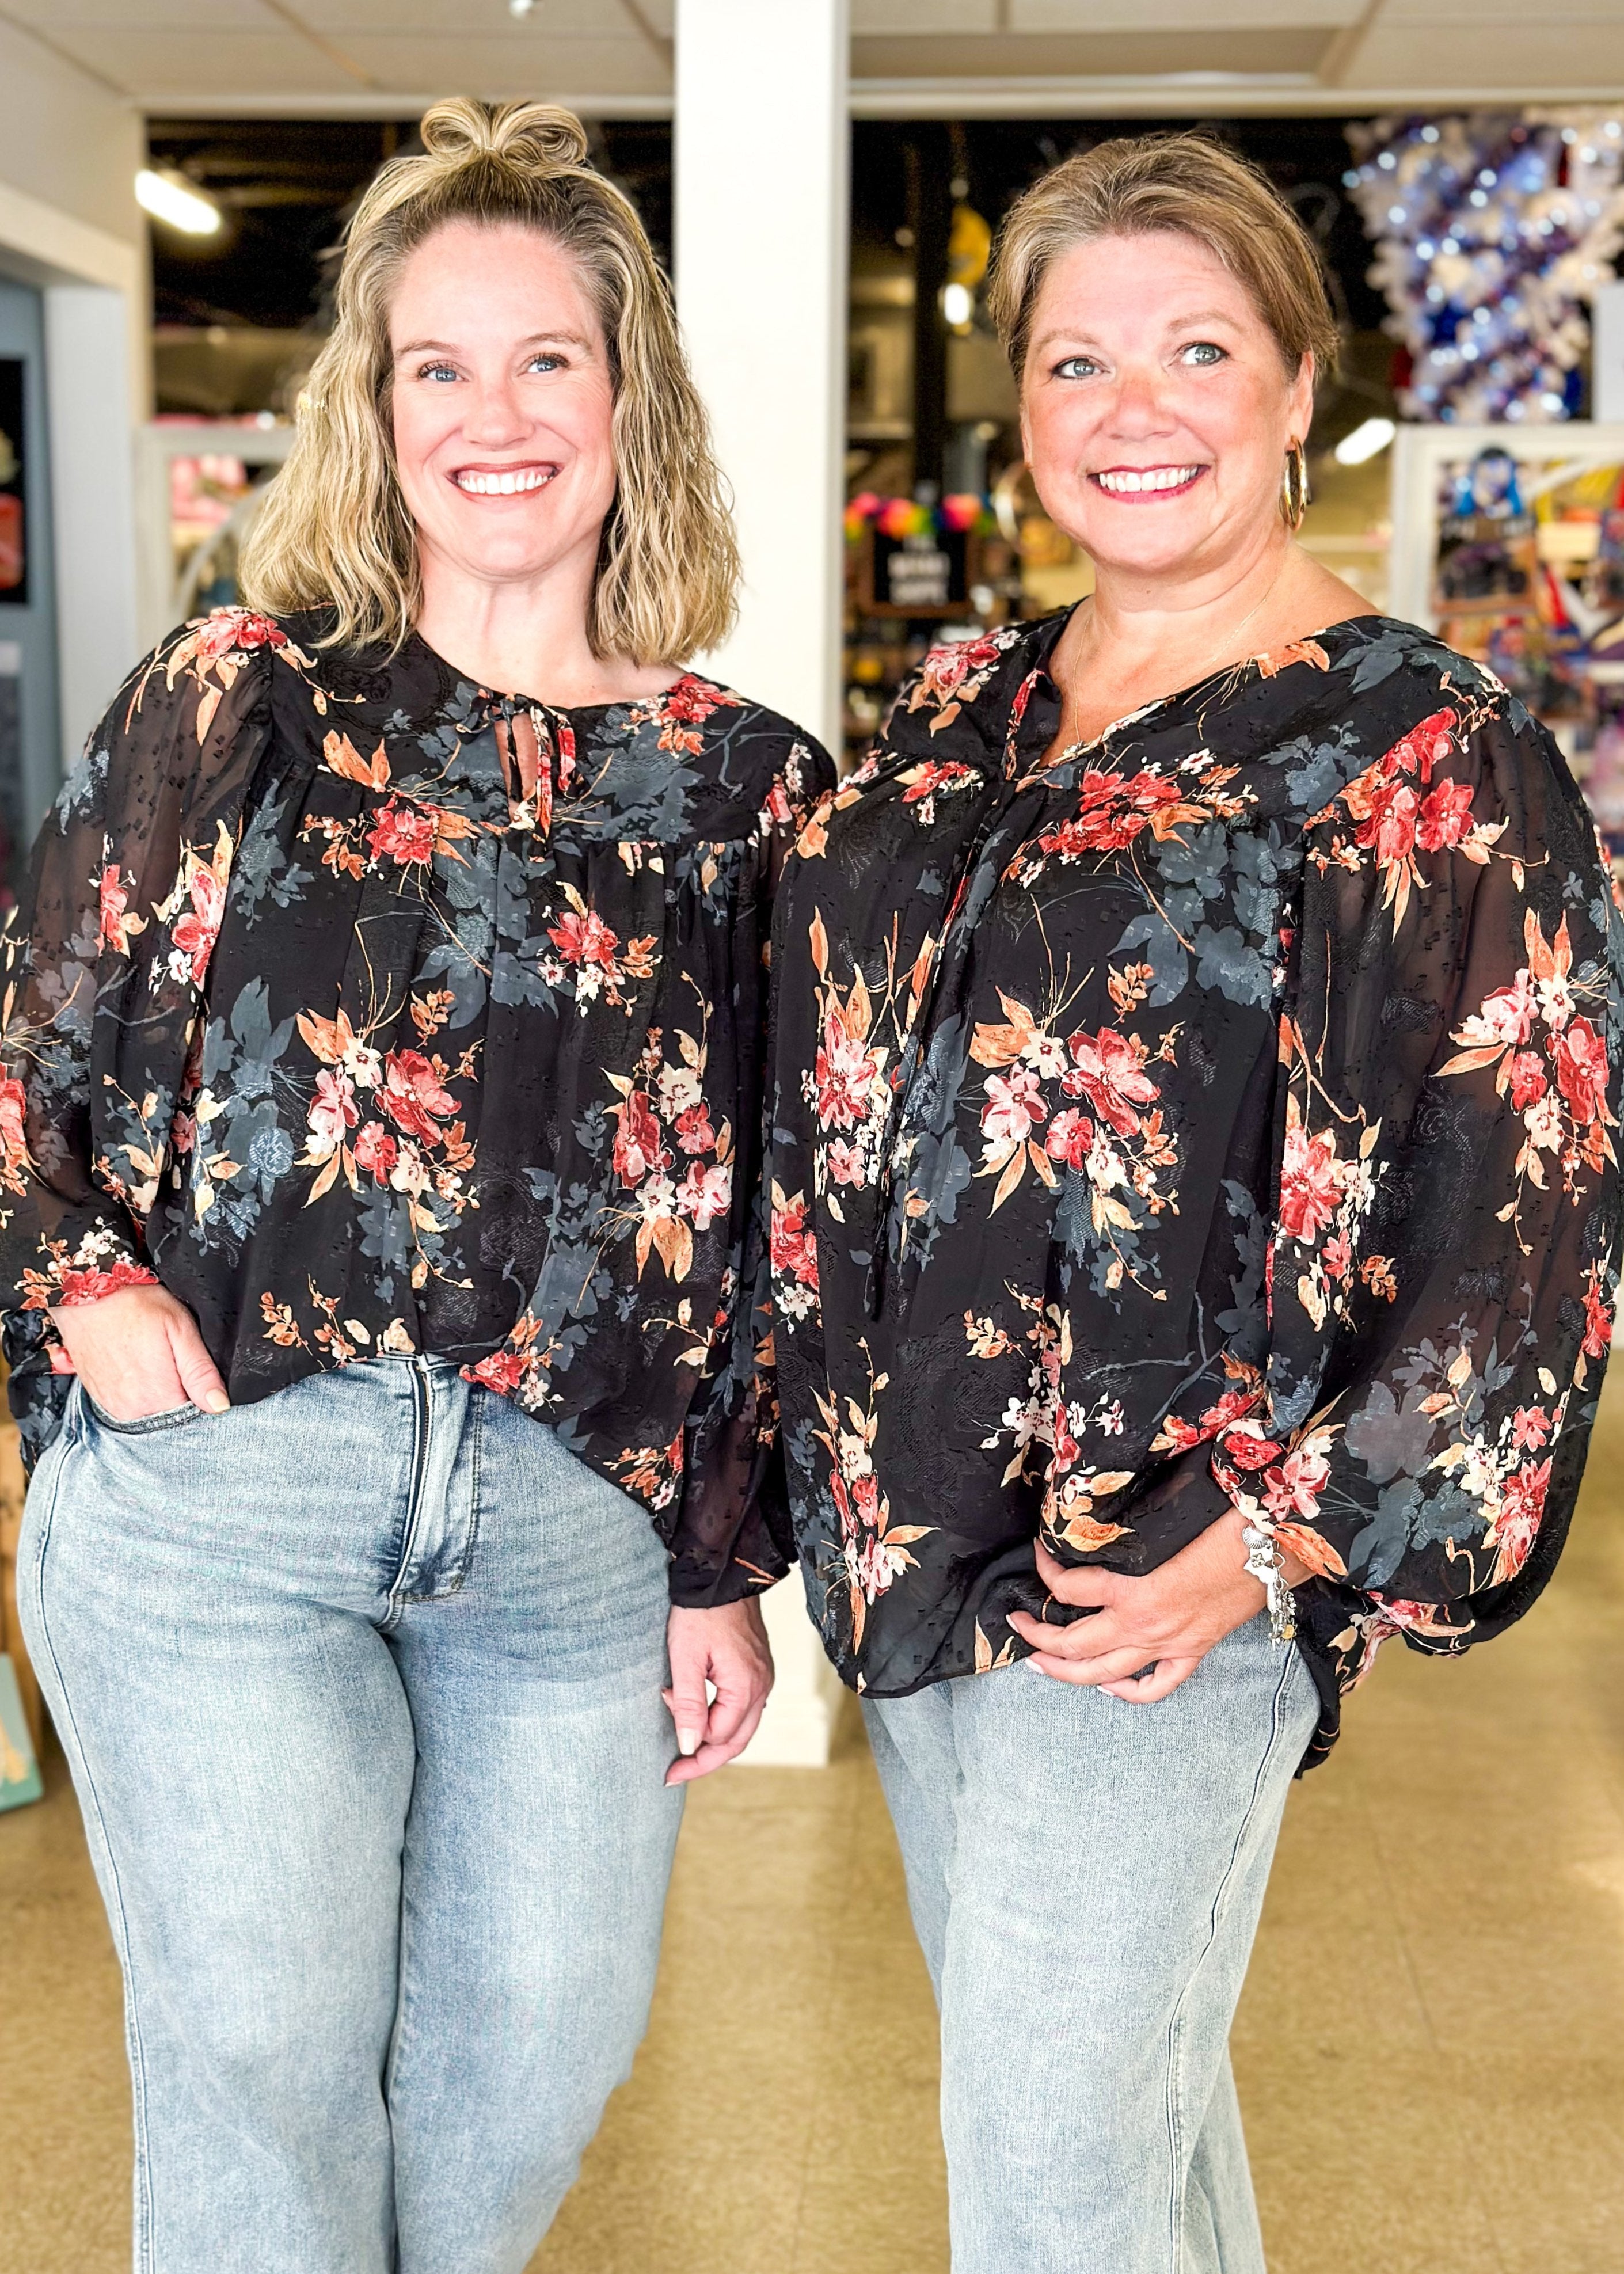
left=129, top=110, right=1402, bottom=765
left=5, top=4, right=1624, bottom=2269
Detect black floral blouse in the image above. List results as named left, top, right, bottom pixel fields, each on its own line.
left=769, top=610, right=1624, bottom=1761
left=0, top=608, right=832, bottom=1605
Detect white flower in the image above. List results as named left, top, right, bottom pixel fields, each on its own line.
left=1086, top=1132, right=1127, bottom=1189
left=999, top=1395, right=1040, bottom=1448
left=1537, top=975, right=1575, bottom=1030
left=1524, top=1093, right=1563, bottom=1150
left=637, top=1174, right=678, bottom=1225
left=657, top=1064, right=702, bottom=1116
left=389, top=1141, right=432, bottom=1197
left=1021, top=1032, right=1068, bottom=1079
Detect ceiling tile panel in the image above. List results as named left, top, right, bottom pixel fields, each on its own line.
left=35, top=26, right=362, bottom=93
left=334, top=33, right=672, bottom=96
left=851, top=28, right=1334, bottom=77
left=309, top=0, right=659, bottom=32
left=1376, top=0, right=1622, bottom=18
left=1349, top=20, right=1624, bottom=79
left=1013, top=0, right=1359, bottom=25
left=0, top=0, right=273, bottom=23
left=853, top=2, right=998, bottom=28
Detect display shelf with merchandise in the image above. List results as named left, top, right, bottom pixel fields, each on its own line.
left=1389, top=421, right=1624, bottom=865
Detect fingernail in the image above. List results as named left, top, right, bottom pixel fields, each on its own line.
left=678, top=1728, right=701, bottom=1757
left=203, top=1391, right=230, bottom=1414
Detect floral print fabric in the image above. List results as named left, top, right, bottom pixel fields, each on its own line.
left=0, top=609, right=832, bottom=1604
left=769, top=610, right=1624, bottom=1760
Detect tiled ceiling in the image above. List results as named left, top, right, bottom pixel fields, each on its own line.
left=0, top=0, right=1615, bottom=113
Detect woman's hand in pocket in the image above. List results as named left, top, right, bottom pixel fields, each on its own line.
left=48, top=1284, right=231, bottom=1424
left=663, top=1597, right=774, bottom=1785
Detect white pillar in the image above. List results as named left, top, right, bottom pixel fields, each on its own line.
left=674, top=0, right=850, bottom=756
left=675, top=0, right=850, bottom=1763
left=44, top=285, right=140, bottom=772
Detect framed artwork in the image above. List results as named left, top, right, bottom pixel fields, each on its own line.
left=0, top=359, right=23, bottom=603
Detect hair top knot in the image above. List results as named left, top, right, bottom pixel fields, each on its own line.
left=417, top=97, right=591, bottom=175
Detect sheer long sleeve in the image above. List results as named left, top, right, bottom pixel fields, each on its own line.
left=0, top=619, right=276, bottom=1444
left=664, top=739, right=837, bottom=1607
left=1205, top=698, right=1623, bottom=1702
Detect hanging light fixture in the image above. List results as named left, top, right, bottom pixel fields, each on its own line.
left=1334, top=416, right=1398, bottom=467
left=135, top=169, right=222, bottom=237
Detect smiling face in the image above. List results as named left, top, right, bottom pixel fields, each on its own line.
left=1020, top=229, right=1314, bottom=587
left=389, top=219, right=618, bottom=596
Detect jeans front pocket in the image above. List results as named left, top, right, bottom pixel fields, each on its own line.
left=83, top=1392, right=210, bottom=1438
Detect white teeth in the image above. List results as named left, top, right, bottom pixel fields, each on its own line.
left=1094, top=466, right=1201, bottom=495
left=454, top=467, right=555, bottom=496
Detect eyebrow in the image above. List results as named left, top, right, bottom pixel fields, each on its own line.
left=1030, top=308, right=1242, bottom=356
left=393, top=330, right=596, bottom=359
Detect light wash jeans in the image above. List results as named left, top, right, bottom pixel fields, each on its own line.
left=17, top=1357, right=684, bottom=2274
left=864, top=1614, right=1317, bottom=2274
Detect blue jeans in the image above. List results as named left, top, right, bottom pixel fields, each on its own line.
left=864, top=1615, right=1317, bottom=2274
left=17, top=1359, right=684, bottom=2274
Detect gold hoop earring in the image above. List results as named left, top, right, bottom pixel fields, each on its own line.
left=1280, top=439, right=1309, bottom=531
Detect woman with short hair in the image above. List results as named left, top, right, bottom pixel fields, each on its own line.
left=770, top=132, right=1621, bottom=2271
left=5, top=99, right=830, bottom=2274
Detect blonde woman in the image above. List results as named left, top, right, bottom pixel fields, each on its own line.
left=770, top=134, right=1620, bottom=2269
left=5, top=102, right=831, bottom=2273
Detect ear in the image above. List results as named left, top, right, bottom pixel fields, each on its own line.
left=1287, top=352, right=1315, bottom=446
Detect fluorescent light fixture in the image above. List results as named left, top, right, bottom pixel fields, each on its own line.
left=942, top=282, right=973, bottom=327
left=136, top=169, right=222, bottom=237
left=1333, top=416, right=1396, bottom=467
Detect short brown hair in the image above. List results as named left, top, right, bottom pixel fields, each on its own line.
left=987, top=131, right=1340, bottom=394
left=242, top=98, right=738, bottom=664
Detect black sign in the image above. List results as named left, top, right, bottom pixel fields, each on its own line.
left=873, top=525, right=968, bottom=615
left=0, top=359, right=24, bottom=604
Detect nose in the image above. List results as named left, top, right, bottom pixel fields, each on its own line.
left=1102, top=363, right=1178, bottom=440
left=459, top=372, right=529, bottom=451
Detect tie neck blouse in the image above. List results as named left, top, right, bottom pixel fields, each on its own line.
left=0, top=607, right=833, bottom=1604
left=769, top=609, right=1624, bottom=1762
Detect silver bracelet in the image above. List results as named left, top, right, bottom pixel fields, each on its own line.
left=1241, top=1523, right=1298, bottom=1646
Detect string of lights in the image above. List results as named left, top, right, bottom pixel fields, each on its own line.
left=1344, top=111, right=1624, bottom=424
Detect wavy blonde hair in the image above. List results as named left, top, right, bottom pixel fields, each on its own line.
left=988, top=131, right=1341, bottom=393
left=241, top=98, right=738, bottom=663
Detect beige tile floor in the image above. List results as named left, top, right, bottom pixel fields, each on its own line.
left=6, top=1377, right=1624, bottom=2273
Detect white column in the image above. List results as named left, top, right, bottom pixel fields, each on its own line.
left=674, top=0, right=850, bottom=755
left=675, top=0, right=850, bottom=1763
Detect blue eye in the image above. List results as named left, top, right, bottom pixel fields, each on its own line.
left=1054, top=356, right=1101, bottom=380
left=526, top=353, right=564, bottom=375
left=1181, top=341, right=1226, bottom=366
left=419, top=362, right=458, bottom=383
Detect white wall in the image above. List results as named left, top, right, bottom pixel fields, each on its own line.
left=0, top=20, right=144, bottom=782
left=0, top=20, right=145, bottom=255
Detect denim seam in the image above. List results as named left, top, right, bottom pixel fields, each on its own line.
left=394, top=1371, right=483, bottom=1606
left=463, top=1384, right=485, bottom=1581
left=1161, top=1642, right=1304, bottom=2274
left=383, top=1360, right=434, bottom=1629
left=26, top=1412, right=159, bottom=2274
